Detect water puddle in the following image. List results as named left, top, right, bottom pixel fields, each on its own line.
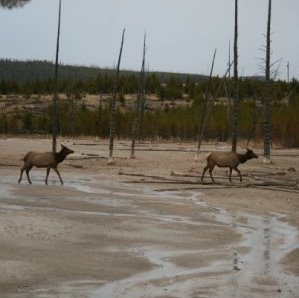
left=91, top=190, right=299, bottom=298
left=1, top=174, right=298, bottom=297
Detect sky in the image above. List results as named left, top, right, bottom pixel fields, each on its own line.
left=0, top=0, right=299, bottom=80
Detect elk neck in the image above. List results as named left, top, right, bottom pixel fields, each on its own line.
left=55, top=148, right=68, bottom=163
left=238, top=153, right=249, bottom=164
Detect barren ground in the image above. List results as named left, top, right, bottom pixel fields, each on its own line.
left=0, top=137, right=298, bottom=298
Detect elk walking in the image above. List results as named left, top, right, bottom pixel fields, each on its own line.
left=18, top=144, right=74, bottom=185
left=201, top=148, right=258, bottom=183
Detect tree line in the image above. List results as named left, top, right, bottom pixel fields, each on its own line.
left=1, top=71, right=298, bottom=101
left=1, top=75, right=299, bottom=147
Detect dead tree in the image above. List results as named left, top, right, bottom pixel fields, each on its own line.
left=195, top=59, right=234, bottom=160
left=231, top=0, right=239, bottom=152
left=130, top=33, right=146, bottom=159
left=52, top=0, right=62, bottom=153
left=138, top=81, right=147, bottom=141
left=138, top=62, right=148, bottom=141
left=223, top=40, right=232, bottom=142
left=108, top=28, right=125, bottom=164
left=263, top=0, right=272, bottom=163
left=196, top=49, right=217, bottom=158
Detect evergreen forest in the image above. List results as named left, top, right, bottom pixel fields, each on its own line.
left=1, top=59, right=299, bottom=147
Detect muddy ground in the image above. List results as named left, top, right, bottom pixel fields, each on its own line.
left=0, top=137, right=298, bottom=298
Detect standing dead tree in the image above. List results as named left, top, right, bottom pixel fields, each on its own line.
left=108, top=28, right=125, bottom=165
left=231, top=0, right=239, bottom=152
left=195, top=49, right=217, bottom=159
left=195, top=58, right=234, bottom=161
left=138, top=62, right=148, bottom=141
left=223, top=40, right=232, bottom=142
left=263, top=0, right=272, bottom=163
left=52, top=0, right=62, bottom=153
left=130, top=33, right=146, bottom=159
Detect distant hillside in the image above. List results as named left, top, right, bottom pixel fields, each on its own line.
left=0, top=59, right=207, bottom=83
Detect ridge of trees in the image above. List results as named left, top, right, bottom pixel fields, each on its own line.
left=1, top=58, right=299, bottom=148
left=1, top=59, right=296, bottom=101
left=0, top=59, right=208, bottom=84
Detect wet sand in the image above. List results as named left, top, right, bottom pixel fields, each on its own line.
left=0, top=137, right=298, bottom=297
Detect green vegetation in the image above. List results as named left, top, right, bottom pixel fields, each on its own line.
left=1, top=59, right=299, bottom=147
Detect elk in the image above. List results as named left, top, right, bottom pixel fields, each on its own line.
left=18, top=144, right=74, bottom=185
left=201, top=148, right=258, bottom=183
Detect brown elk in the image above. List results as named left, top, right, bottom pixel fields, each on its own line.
left=201, top=148, right=258, bottom=183
left=18, top=144, right=74, bottom=185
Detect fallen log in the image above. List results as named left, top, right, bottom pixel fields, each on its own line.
left=0, top=163, right=19, bottom=167
left=119, top=171, right=174, bottom=181
left=122, top=179, right=199, bottom=185
left=170, top=171, right=199, bottom=178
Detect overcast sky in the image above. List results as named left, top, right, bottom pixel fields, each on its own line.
left=0, top=0, right=298, bottom=80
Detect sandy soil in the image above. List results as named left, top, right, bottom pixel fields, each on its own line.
left=0, top=137, right=298, bottom=298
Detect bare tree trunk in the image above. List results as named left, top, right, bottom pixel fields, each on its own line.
left=195, top=58, right=233, bottom=159
left=195, top=49, right=217, bottom=159
left=231, top=0, right=239, bottom=153
left=130, top=33, right=146, bottom=158
left=138, top=60, right=147, bottom=141
left=263, top=0, right=272, bottom=163
left=138, top=88, right=146, bottom=141
left=52, top=0, right=62, bottom=153
left=108, top=28, right=125, bottom=165
left=224, top=40, right=232, bottom=142
left=130, top=95, right=140, bottom=159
